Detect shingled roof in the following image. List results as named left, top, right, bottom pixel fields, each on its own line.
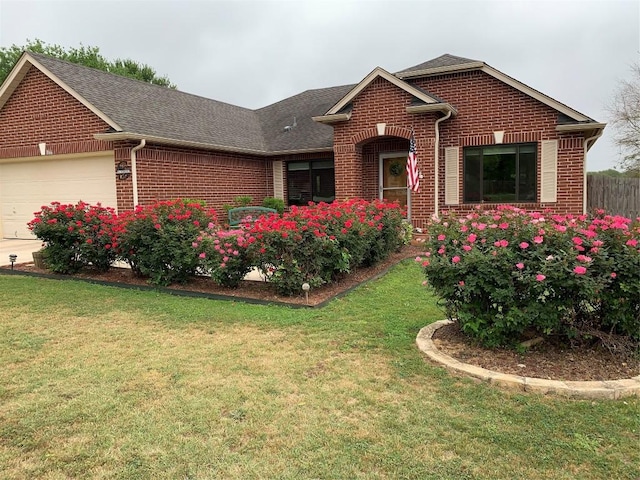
left=2, top=52, right=601, bottom=155
left=30, top=52, right=268, bottom=152
left=396, top=54, right=480, bottom=76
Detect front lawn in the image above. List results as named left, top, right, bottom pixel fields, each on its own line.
left=0, top=261, right=638, bottom=479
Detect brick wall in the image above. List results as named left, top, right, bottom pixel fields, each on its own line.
left=0, top=66, right=112, bottom=158
left=331, top=70, right=587, bottom=228
left=115, top=143, right=271, bottom=213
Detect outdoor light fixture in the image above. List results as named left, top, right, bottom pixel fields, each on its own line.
left=9, top=254, right=17, bottom=270
left=116, top=161, right=132, bottom=180
left=302, top=282, right=310, bottom=305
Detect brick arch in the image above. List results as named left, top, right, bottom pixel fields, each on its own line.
left=351, top=125, right=413, bottom=146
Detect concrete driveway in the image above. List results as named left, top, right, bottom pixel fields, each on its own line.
left=0, top=239, right=42, bottom=266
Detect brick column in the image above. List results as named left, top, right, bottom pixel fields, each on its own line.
left=334, top=143, right=363, bottom=199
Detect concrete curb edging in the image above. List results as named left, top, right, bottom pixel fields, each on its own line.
left=417, top=320, right=640, bottom=400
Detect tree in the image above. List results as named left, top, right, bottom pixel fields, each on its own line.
left=609, top=63, right=640, bottom=175
left=0, top=39, right=175, bottom=88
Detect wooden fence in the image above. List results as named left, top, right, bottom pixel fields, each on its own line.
left=587, top=175, right=640, bottom=219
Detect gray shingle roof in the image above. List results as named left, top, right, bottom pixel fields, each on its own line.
left=396, top=54, right=480, bottom=75
left=30, top=52, right=267, bottom=152
left=256, top=84, right=354, bottom=152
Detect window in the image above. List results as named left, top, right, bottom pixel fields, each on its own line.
left=463, top=143, right=536, bottom=203
left=287, top=159, right=335, bottom=206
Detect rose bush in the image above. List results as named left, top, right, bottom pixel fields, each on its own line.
left=418, top=206, right=639, bottom=348
left=248, top=199, right=405, bottom=295
left=194, top=228, right=254, bottom=288
left=28, top=201, right=118, bottom=273
left=115, top=199, right=217, bottom=286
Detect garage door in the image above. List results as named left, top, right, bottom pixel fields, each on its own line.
left=0, top=153, right=117, bottom=239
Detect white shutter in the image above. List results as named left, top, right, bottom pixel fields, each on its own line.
left=272, top=161, right=284, bottom=200
left=540, top=140, right=558, bottom=203
left=444, top=147, right=460, bottom=205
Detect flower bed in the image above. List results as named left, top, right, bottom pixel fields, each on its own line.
left=29, top=199, right=408, bottom=295
left=417, top=206, right=640, bottom=350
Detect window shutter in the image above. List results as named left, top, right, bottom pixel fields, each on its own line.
left=272, top=161, right=284, bottom=200
left=540, top=140, right=558, bottom=203
left=444, top=147, right=459, bottom=205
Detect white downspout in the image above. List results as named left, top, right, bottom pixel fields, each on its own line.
left=582, top=130, right=603, bottom=214
left=130, top=139, right=146, bottom=207
left=434, top=109, right=452, bottom=217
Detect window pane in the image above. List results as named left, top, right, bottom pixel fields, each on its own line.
left=287, top=169, right=311, bottom=206
left=464, top=149, right=482, bottom=202
left=287, top=159, right=335, bottom=206
left=482, top=150, right=516, bottom=203
left=518, top=148, right=536, bottom=201
left=288, top=161, right=310, bottom=172
left=312, top=166, right=335, bottom=202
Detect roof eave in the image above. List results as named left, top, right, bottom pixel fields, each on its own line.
left=556, top=122, right=607, bottom=133
left=93, top=132, right=334, bottom=157
left=406, top=103, right=458, bottom=116
left=311, top=112, right=352, bottom=124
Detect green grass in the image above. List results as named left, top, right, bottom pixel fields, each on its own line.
left=0, top=261, right=638, bottom=479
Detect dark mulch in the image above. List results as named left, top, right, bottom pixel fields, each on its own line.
left=3, top=245, right=424, bottom=307
left=432, top=321, right=639, bottom=382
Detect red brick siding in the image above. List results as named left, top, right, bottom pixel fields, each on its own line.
left=0, top=66, right=112, bottom=158
left=331, top=71, right=587, bottom=228
left=115, top=143, right=271, bottom=213
left=416, top=71, right=585, bottom=217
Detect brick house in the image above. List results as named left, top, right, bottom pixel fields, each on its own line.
left=0, top=51, right=604, bottom=238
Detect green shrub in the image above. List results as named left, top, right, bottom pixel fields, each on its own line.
left=114, top=199, right=217, bottom=286
left=28, top=201, right=118, bottom=273
left=262, top=197, right=285, bottom=214
left=419, top=206, right=640, bottom=349
left=194, top=228, right=254, bottom=288
left=248, top=199, right=405, bottom=295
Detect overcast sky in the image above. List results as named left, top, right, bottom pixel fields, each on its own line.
left=1, top=0, right=638, bottom=171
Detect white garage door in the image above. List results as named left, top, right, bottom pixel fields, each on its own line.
left=0, top=153, right=117, bottom=239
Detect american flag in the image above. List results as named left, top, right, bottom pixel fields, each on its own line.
left=406, top=132, right=419, bottom=192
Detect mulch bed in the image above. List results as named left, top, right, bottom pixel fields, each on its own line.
left=432, top=321, right=639, bottom=382
left=2, top=245, right=424, bottom=308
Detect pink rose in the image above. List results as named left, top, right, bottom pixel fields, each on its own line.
left=536, top=274, right=546, bottom=282
left=516, top=263, right=524, bottom=270
left=452, top=256, right=461, bottom=264
left=573, top=266, right=587, bottom=275
left=519, top=242, right=529, bottom=249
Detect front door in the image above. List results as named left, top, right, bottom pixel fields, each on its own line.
left=380, top=153, right=409, bottom=215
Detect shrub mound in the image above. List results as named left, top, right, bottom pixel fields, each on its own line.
left=29, top=199, right=408, bottom=295
left=28, top=201, right=118, bottom=274
left=418, top=206, right=640, bottom=351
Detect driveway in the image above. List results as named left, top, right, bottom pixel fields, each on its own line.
left=0, top=239, right=42, bottom=266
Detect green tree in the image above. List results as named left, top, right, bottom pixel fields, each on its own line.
left=0, top=39, right=175, bottom=88
left=609, top=63, right=640, bottom=174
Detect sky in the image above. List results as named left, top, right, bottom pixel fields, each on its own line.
left=0, top=0, right=638, bottom=171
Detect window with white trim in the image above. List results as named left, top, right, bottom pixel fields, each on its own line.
left=463, top=143, right=537, bottom=203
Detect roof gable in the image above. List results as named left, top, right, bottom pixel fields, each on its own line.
left=324, top=67, right=441, bottom=116
left=0, top=52, right=121, bottom=130
left=396, top=54, right=594, bottom=123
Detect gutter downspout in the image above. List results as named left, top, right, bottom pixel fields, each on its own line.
left=130, top=139, right=146, bottom=207
left=434, top=110, right=452, bottom=217
left=582, top=130, right=603, bottom=214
